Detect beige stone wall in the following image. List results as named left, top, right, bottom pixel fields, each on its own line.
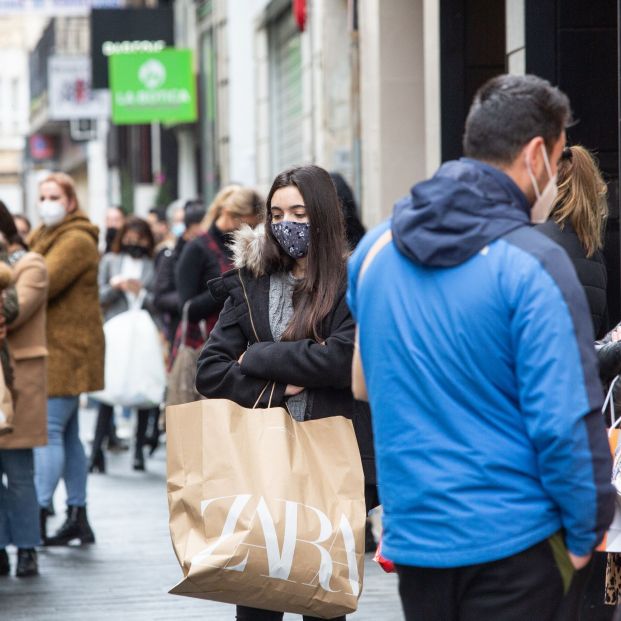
left=359, top=0, right=429, bottom=226
left=0, top=151, right=22, bottom=174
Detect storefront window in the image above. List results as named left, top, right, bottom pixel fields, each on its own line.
left=269, top=8, right=303, bottom=176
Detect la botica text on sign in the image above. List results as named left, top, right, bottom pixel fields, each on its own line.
left=109, top=48, right=197, bottom=125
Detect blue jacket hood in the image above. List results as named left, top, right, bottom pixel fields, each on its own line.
left=392, top=158, right=532, bottom=267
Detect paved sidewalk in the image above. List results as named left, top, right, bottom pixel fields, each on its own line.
left=0, top=409, right=403, bottom=620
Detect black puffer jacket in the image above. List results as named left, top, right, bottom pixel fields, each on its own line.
left=537, top=219, right=608, bottom=338
left=153, top=236, right=186, bottom=342
left=195, top=225, right=376, bottom=481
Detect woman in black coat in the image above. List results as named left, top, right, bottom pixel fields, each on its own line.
left=537, top=146, right=614, bottom=620
left=196, top=165, right=364, bottom=621
left=537, top=146, right=608, bottom=339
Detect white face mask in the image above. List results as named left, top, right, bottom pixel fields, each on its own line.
left=526, top=145, right=558, bottom=224
left=39, top=200, right=66, bottom=228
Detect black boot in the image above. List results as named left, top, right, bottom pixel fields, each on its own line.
left=39, top=506, right=50, bottom=545
left=88, top=448, right=106, bottom=474
left=133, top=445, right=145, bottom=471
left=16, top=548, right=38, bottom=577
left=90, top=404, right=112, bottom=468
left=133, top=409, right=149, bottom=471
left=0, top=549, right=9, bottom=576
left=45, top=505, right=95, bottom=546
left=145, top=408, right=161, bottom=456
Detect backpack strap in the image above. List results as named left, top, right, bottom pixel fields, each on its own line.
left=352, top=228, right=393, bottom=402
left=358, top=229, right=393, bottom=287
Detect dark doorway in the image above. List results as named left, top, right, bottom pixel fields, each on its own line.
left=440, top=0, right=507, bottom=162
left=526, top=0, right=619, bottom=327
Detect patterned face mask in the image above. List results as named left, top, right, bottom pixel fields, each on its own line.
left=271, top=221, right=311, bottom=259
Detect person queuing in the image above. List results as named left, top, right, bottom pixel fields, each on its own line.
left=538, top=146, right=609, bottom=338
left=104, top=206, right=126, bottom=254
left=538, top=146, right=614, bottom=619
left=175, top=186, right=262, bottom=326
left=13, top=215, right=31, bottom=242
left=153, top=202, right=206, bottom=347
left=330, top=172, right=366, bottom=250
left=147, top=207, right=170, bottom=252
left=347, top=74, right=615, bottom=620
left=90, top=216, right=158, bottom=473
left=330, top=172, right=378, bottom=551
left=100, top=205, right=129, bottom=452
left=196, top=164, right=369, bottom=621
left=30, top=172, right=104, bottom=546
left=0, top=203, right=48, bottom=577
left=169, top=187, right=261, bottom=381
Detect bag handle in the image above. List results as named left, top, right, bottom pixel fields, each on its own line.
left=358, top=229, right=393, bottom=288
left=352, top=229, right=393, bottom=402
left=129, top=288, right=148, bottom=312
left=252, top=381, right=276, bottom=410
left=180, top=301, right=207, bottom=341
left=605, top=375, right=621, bottom=431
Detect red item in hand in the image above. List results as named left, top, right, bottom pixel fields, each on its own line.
left=373, top=535, right=396, bottom=573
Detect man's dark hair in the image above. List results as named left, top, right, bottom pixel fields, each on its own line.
left=184, top=204, right=206, bottom=228
left=148, top=207, right=167, bottom=223
left=463, top=74, right=571, bottom=165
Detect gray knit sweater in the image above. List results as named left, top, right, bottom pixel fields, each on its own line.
left=268, top=272, right=310, bottom=421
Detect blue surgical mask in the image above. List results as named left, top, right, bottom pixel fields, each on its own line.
left=172, top=222, right=186, bottom=238
left=271, top=221, right=311, bottom=259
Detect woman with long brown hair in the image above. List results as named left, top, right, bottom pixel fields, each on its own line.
left=538, top=145, right=608, bottom=337
left=196, top=164, right=362, bottom=621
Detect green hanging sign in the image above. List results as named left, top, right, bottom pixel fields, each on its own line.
left=109, top=48, right=197, bottom=125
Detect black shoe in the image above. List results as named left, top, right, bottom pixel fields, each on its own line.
left=107, top=435, right=129, bottom=453
left=88, top=449, right=106, bottom=474
left=16, top=548, right=38, bottom=577
left=0, top=549, right=9, bottom=576
left=145, top=432, right=160, bottom=457
left=45, top=502, right=55, bottom=517
left=45, top=505, right=95, bottom=546
left=133, top=447, right=145, bottom=471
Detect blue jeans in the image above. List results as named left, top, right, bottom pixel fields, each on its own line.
left=34, top=396, right=87, bottom=508
left=0, top=449, right=40, bottom=548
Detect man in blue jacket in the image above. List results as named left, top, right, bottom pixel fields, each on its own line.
left=347, top=74, right=615, bottom=619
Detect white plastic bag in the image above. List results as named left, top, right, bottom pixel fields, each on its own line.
left=91, top=297, right=165, bottom=408
left=599, top=377, right=621, bottom=552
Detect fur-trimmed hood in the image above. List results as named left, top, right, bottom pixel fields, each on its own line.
left=230, top=223, right=267, bottom=277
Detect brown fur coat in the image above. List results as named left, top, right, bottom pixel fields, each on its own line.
left=30, top=210, right=104, bottom=396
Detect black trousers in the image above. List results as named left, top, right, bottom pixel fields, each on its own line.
left=556, top=552, right=615, bottom=621
left=91, top=404, right=158, bottom=457
left=396, top=537, right=565, bottom=621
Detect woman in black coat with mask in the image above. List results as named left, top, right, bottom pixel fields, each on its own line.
left=196, top=165, right=366, bottom=621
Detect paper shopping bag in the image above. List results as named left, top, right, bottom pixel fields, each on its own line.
left=166, top=398, right=366, bottom=618
left=0, top=362, right=13, bottom=436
